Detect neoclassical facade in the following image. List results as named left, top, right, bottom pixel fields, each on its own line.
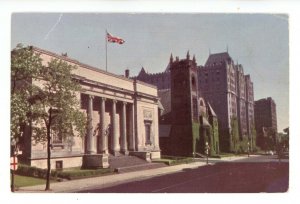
left=21, top=46, right=161, bottom=169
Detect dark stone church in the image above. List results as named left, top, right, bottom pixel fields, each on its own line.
left=134, top=52, right=219, bottom=156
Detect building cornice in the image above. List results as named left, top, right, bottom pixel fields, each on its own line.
left=31, top=46, right=134, bottom=83
left=73, top=74, right=135, bottom=95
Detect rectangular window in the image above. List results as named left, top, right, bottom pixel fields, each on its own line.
left=145, top=121, right=152, bottom=145
left=192, top=97, right=198, bottom=120
left=56, top=160, right=63, bottom=170
left=52, top=130, right=63, bottom=144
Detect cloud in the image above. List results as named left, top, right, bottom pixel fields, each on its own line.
left=44, top=13, right=63, bottom=40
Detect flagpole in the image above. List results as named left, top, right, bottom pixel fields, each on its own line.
left=105, top=30, right=108, bottom=71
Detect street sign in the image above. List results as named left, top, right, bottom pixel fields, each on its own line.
left=10, top=156, right=18, bottom=171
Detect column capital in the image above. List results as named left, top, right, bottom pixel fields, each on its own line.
left=122, top=101, right=127, bottom=105
left=112, top=99, right=118, bottom=104
left=101, top=97, right=106, bottom=101
left=89, top=95, right=94, bottom=100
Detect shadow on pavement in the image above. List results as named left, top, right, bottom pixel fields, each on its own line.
left=78, top=162, right=289, bottom=193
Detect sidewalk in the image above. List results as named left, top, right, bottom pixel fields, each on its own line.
left=16, top=155, right=275, bottom=193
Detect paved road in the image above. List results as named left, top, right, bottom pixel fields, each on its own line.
left=78, top=157, right=288, bottom=193
left=18, top=155, right=288, bottom=193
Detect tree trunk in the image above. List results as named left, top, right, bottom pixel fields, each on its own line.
left=11, top=170, right=15, bottom=192
left=45, top=109, right=52, bottom=191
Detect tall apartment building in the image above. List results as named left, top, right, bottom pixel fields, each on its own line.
left=254, top=97, right=277, bottom=149
left=245, top=75, right=255, bottom=148
left=236, top=65, right=247, bottom=138
left=197, top=52, right=255, bottom=151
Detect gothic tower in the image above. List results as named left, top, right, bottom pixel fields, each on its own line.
left=169, top=51, right=200, bottom=156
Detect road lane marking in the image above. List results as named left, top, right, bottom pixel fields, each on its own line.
left=151, top=167, right=239, bottom=193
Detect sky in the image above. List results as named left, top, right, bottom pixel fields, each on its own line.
left=11, top=13, right=289, bottom=132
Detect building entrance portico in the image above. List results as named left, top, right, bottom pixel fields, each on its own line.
left=81, top=93, right=135, bottom=168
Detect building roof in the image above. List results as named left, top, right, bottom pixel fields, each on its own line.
left=255, top=97, right=275, bottom=103
left=205, top=52, right=232, bottom=66
left=157, top=100, right=164, bottom=111
left=207, top=102, right=217, bottom=117
left=165, top=63, right=171, bottom=72
left=202, top=117, right=211, bottom=127
left=158, top=89, right=171, bottom=115
left=30, top=46, right=159, bottom=94
left=137, top=67, right=148, bottom=78
left=31, top=46, right=135, bottom=83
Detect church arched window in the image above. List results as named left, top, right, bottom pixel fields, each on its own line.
left=191, top=75, right=196, bottom=91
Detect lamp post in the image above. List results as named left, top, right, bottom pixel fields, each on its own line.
left=247, top=142, right=250, bottom=157
left=205, top=142, right=210, bottom=165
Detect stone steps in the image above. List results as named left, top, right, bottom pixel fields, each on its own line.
left=108, top=154, right=167, bottom=173
left=114, top=162, right=166, bottom=174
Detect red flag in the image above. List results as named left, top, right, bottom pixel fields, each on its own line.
left=107, top=32, right=125, bottom=44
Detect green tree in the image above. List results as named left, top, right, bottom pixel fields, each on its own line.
left=276, top=127, right=289, bottom=158
left=250, top=122, right=257, bottom=151
left=230, top=116, right=239, bottom=153
left=11, top=44, right=43, bottom=152
left=265, top=127, right=277, bottom=151
left=30, top=58, right=86, bottom=191
left=283, top=127, right=289, bottom=150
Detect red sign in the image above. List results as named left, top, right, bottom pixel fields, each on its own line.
left=10, top=156, right=18, bottom=171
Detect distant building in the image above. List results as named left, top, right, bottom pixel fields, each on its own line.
left=134, top=51, right=255, bottom=153
left=134, top=67, right=171, bottom=90
left=245, top=75, right=255, bottom=149
left=254, top=97, right=277, bottom=149
left=198, top=52, right=255, bottom=152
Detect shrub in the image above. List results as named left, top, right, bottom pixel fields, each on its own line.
left=16, top=164, right=48, bottom=179
left=16, top=164, right=113, bottom=180
left=55, top=168, right=113, bottom=180
left=161, top=155, right=195, bottom=166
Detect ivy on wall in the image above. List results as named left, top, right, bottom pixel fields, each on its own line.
left=251, top=123, right=257, bottom=150
left=230, top=116, right=239, bottom=153
left=192, top=122, right=200, bottom=154
left=211, top=118, right=219, bottom=155
left=195, top=117, right=220, bottom=156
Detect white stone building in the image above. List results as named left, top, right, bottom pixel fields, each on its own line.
left=20, top=46, right=161, bottom=169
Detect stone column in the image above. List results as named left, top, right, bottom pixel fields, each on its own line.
left=86, top=95, right=94, bottom=154
left=111, top=100, right=119, bottom=155
left=128, top=103, right=135, bottom=151
left=121, top=102, right=128, bottom=154
left=99, top=97, right=107, bottom=153
left=82, top=95, right=109, bottom=169
left=153, top=107, right=160, bottom=151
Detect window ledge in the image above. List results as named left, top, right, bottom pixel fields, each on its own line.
left=51, top=143, right=65, bottom=149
